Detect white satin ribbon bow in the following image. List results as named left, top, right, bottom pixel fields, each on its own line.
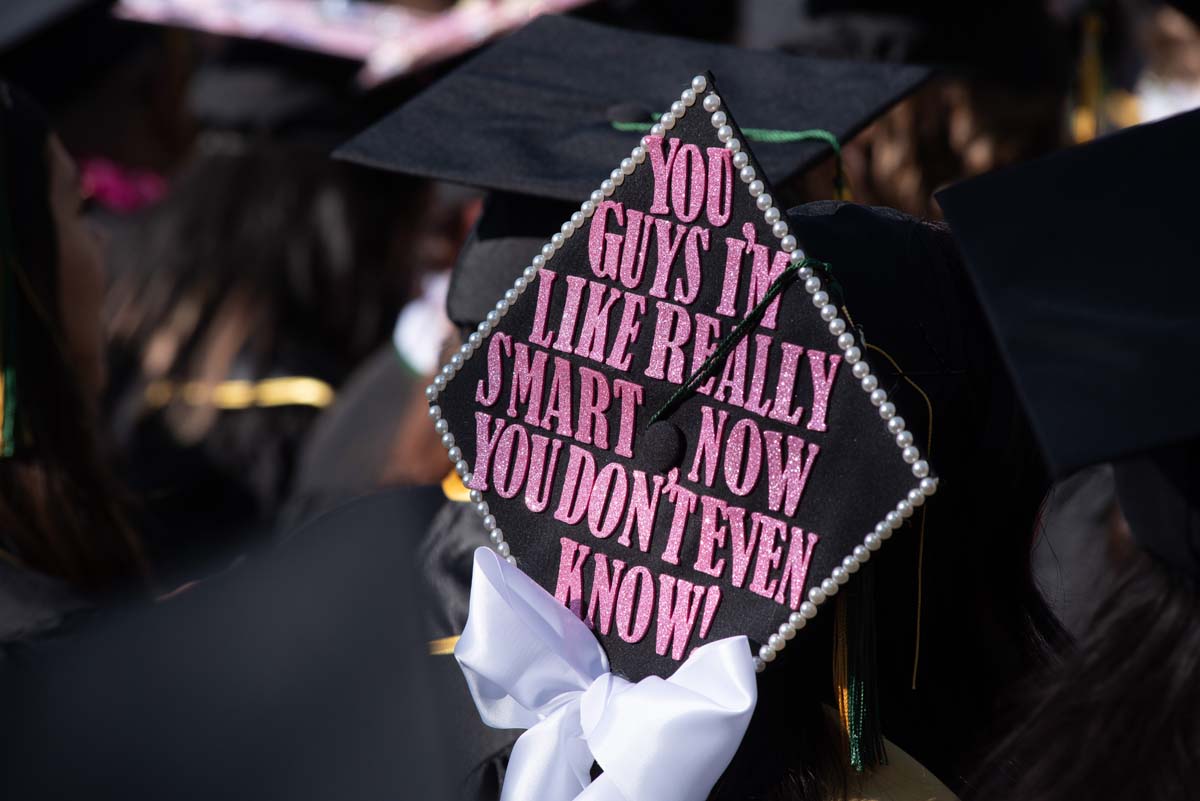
left=454, top=547, right=758, bottom=801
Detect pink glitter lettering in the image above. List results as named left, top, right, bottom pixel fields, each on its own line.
left=606, top=291, right=646, bottom=373
left=670, top=143, right=705, bottom=223
left=660, top=472, right=697, bottom=565
left=763, top=431, right=820, bottom=517
left=644, top=135, right=682, bottom=216
left=615, top=565, right=655, bottom=644
left=585, top=553, right=627, bottom=635
left=806, top=349, right=842, bottom=432
left=529, top=269, right=557, bottom=347
left=748, top=514, right=787, bottom=599
left=552, top=275, right=588, bottom=353
left=618, top=469, right=665, bottom=552
left=644, top=301, right=692, bottom=384
left=705, top=147, right=733, bottom=227
left=694, top=494, right=728, bottom=578
left=554, top=536, right=591, bottom=618
left=587, top=462, right=628, bottom=540
left=588, top=200, right=625, bottom=280
left=554, top=445, right=595, bottom=525
left=775, top=527, right=820, bottom=610
left=655, top=575, right=706, bottom=660
left=475, top=331, right=511, bottom=407
left=676, top=225, right=708, bottom=304
left=648, top=219, right=688, bottom=300
left=611, top=379, right=643, bottom=458
left=492, top=422, right=530, bottom=499
left=723, top=417, right=762, bottom=496
left=470, top=412, right=506, bottom=492
left=768, top=342, right=805, bottom=425
left=524, top=434, right=563, bottom=513
left=687, top=405, right=728, bottom=487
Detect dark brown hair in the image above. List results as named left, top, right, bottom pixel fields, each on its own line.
left=0, top=83, right=146, bottom=593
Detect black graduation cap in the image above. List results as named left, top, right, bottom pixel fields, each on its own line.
left=424, top=69, right=937, bottom=681
left=337, top=14, right=930, bottom=203
left=0, top=0, right=100, bottom=52
left=937, top=109, right=1200, bottom=578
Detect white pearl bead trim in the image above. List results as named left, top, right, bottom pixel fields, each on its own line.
left=706, top=86, right=937, bottom=674
left=424, top=74, right=937, bottom=671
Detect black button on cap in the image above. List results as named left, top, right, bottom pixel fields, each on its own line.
left=642, top=421, right=686, bottom=473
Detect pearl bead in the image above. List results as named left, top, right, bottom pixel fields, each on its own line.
left=620, top=158, right=635, bottom=175
left=448, top=446, right=462, bottom=462
left=434, top=374, right=447, bottom=390
left=764, top=207, right=780, bottom=224
left=920, top=477, right=938, bottom=496
left=885, top=510, right=901, bottom=528
left=781, top=235, right=797, bottom=251
left=861, top=375, right=878, bottom=392
left=505, top=555, right=516, bottom=565
left=434, top=418, right=449, bottom=434
left=853, top=545, right=870, bottom=563
left=482, top=514, right=496, bottom=530
left=589, top=191, right=604, bottom=206
left=659, top=114, right=675, bottom=131
left=830, top=318, right=847, bottom=336
left=770, top=221, right=787, bottom=239
left=912, top=460, right=930, bottom=478
left=725, top=137, right=741, bottom=152
left=485, top=310, right=500, bottom=326
left=580, top=201, right=594, bottom=217
left=717, top=125, right=733, bottom=142
left=425, top=385, right=438, bottom=401
left=758, top=644, right=776, bottom=662
left=821, top=578, right=839, bottom=596
left=875, top=522, right=889, bottom=537
left=808, top=586, right=826, bottom=605
left=650, top=123, right=664, bottom=136
left=702, top=93, right=721, bottom=112
left=455, top=461, right=470, bottom=477
left=570, top=211, right=584, bottom=227
left=670, top=101, right=686, bottom=117
left=832, top=567, right=849, bottom=584
left=820, top=304, right=838, bottom=322
left=844, top=346, right=861, bottom=364
left=791, top=249, right=806, bottom=264
left=800, top=601, right=818, bottom=619
left=756, top=193, right=773, bottom=211
left=469, top=489, right=482, bottom=504
left=843, top=555, right=860, bottom=574
left=732, top=153, right=749, bottom=171
left=489, top=530, right=504, bottom=545
left=852, top=361, right=870, bottom=379
left=870, top=389, right=888, bottom=406
left=497, top=542, right=511, bottom=558
left=692, top=75, right=707, bottom=93
left=427, top=405, right=440, bottom=419
left=896, top=431, right=914, bottom=448
left=515, top=276, right=528, bottom=291
left=788, top=611, right=805, bottom=628
left=866, top=533, right=882, bottom=551
left=474, top=501, right=489, bottom=516
left=754, top=657, right=766, bottom=673
left=609, top=170, right=624, bottom=186
left=681, top=88, right=696, bottom=106
left=524, top=265, right=538, bottom=281
left=601, top=179, right=615, bottom=196
left=805, top=276, right=821, bottom=293
left=891, top=419, right=910, bottom=438
left=908, top=488, right=925, bottom=506
left=532, top=255, right=545, bottom=270
left=768, top=634, right=785, bottom=650
left=505, top=288, right=520, bottom=304
left=748, top=179, right=765, bottom=196
left=710, top=111, right=727, bottom=128
left=812, top=290, right=829, bottom=306
left=780, top=622, right=796, bottom=640
left=632, top=146, right=646, bottom=163
left=494, top=301, right=509, bottom=318
left=878, top=402, right=896, bottom=419
left=451, top=353, right=465, bottom=369
left=898, top=499, right=914, bottom=518
left=739, top=165, right=756, bottom=183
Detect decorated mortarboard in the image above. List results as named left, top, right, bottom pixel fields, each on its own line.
left=422, top=67, right=939, bottom=801
left=937, top=109, right=1200, bottom=579
left=336, top=15, right=930, bottom=201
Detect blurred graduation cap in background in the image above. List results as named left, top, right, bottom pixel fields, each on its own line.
left=938, top=108, right=1200, bottom=579
left=338, top=14, right=931, bottom=329
left=0, top=0, right=106, bottom=52
left=0, top=488, right=454, bottom=801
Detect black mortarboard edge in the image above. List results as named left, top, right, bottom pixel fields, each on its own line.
left=426, top=70, right=938, bottom=683
left=938, top=109, right=1200, bottom=580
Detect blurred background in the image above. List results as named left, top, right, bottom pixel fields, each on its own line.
left=2, top=0, right=1196, bottom=601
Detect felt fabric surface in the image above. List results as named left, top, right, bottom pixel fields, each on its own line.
left=336, top=15, right=930, bottom=201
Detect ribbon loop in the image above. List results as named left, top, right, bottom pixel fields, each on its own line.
left=455, top=548, right=758, bottom=801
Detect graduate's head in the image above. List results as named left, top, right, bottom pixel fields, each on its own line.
left=0, top=81, right=144, bottom=591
